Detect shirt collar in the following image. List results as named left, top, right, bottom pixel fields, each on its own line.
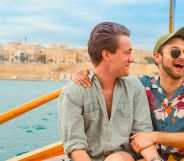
left=151, top=76, right=184, bottom=97
left=88, top=70, right=125, bottom=83
left=152, top=76, right=184, bottom=88
left=151, top=76, right=160, bottom=89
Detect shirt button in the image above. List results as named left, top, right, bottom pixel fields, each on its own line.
left=107, top=137, right=111, bottom=142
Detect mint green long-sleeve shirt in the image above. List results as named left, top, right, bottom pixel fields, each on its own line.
left=59, top=72, right=153, bottom=161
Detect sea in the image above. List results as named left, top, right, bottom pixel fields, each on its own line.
left=0, top=79, right=67, bottom=161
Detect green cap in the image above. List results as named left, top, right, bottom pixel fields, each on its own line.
left=154, top=27, right=184, bottom=52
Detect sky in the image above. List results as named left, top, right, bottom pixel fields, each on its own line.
left=0, top=0, right=183, bottom=50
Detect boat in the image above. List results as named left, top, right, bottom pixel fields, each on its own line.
left=0, top=0, right=177, bottom=160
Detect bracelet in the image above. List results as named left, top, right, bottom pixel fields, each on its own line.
left=151, top=156, right=164, bottom=161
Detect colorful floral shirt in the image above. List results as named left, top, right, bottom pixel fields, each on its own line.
left=140, top=75, right=184, bottom=155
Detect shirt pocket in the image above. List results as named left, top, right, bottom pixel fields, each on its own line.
left=117, top=100, right=133, bottom=137
left=83, top=102, right=100, bottom=130
left=83, top=104, right=101, bottom=153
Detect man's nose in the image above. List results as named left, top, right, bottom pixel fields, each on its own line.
left=129, top=54, right=134, bottom=63
left=179, top=50, right=184, bottom=59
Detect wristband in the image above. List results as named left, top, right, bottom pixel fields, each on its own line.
left=151, top=156, right=164, bottom=161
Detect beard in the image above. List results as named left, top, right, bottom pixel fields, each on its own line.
left=162, top=59, right=184, bottom=79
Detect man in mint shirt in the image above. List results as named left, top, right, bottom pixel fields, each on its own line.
left=73, top=26, right=184, bottom=161
left=59, top=22, right=161, bottom=161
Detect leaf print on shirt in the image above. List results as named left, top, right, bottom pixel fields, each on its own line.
left=154, top=108, right=168, bottom=121
left=153, top=98, right=170, bottom=120
left=173, top=93, right=184, bottom=118
left=174, top=107, right=184, bottom=118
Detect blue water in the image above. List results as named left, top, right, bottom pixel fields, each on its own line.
left=0, top=80, right=67, bottom=161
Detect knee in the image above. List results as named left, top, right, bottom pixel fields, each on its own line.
left=105, top=152, right=135, bottom=161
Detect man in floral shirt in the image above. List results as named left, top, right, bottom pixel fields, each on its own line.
left=73, top=26, right=184, bottom=161
left=130, top=27, right=184, bottom=160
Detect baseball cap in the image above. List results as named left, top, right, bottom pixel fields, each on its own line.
left=154, top=27, right=184, bottom=52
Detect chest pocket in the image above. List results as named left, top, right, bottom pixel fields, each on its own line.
left=117, top=100, right=133, bottom=136
left=83, top=102, right=100, bottom=130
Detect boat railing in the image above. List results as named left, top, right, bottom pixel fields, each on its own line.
left=0, top=89, right=65, bottom=161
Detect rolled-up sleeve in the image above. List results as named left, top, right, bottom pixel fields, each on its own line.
left=58, top=83, right=88, bottom=155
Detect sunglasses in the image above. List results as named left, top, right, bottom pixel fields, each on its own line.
left=170, top=49, right=184, bottom=58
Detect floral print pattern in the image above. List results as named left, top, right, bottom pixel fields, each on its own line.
left=140, top=75, right=184, bottom=155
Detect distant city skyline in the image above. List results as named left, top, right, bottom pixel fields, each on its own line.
left=0, top=0, right=183, bottom=50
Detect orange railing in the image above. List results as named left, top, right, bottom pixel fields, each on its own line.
left=0, top=89, right=65, bottom=160
left=0, top=89, right=62, bottom=124
left=7, top=141, right=64, bottom=161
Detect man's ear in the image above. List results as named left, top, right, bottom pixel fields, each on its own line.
left=102, top=50, right=110, bottom=62
left=153, top=52, right=161, bottom=65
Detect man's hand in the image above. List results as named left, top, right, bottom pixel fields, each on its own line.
left=130, top=132, right=155, bottom=153
left=72, top=67, right=92, bottom=88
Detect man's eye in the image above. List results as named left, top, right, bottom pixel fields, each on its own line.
left=125, top=52, right=131, bottom=55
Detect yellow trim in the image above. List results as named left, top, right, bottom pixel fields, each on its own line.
left=0, top=89, right=62, bottom=124
left=7, top=141, right=64, bottom=161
